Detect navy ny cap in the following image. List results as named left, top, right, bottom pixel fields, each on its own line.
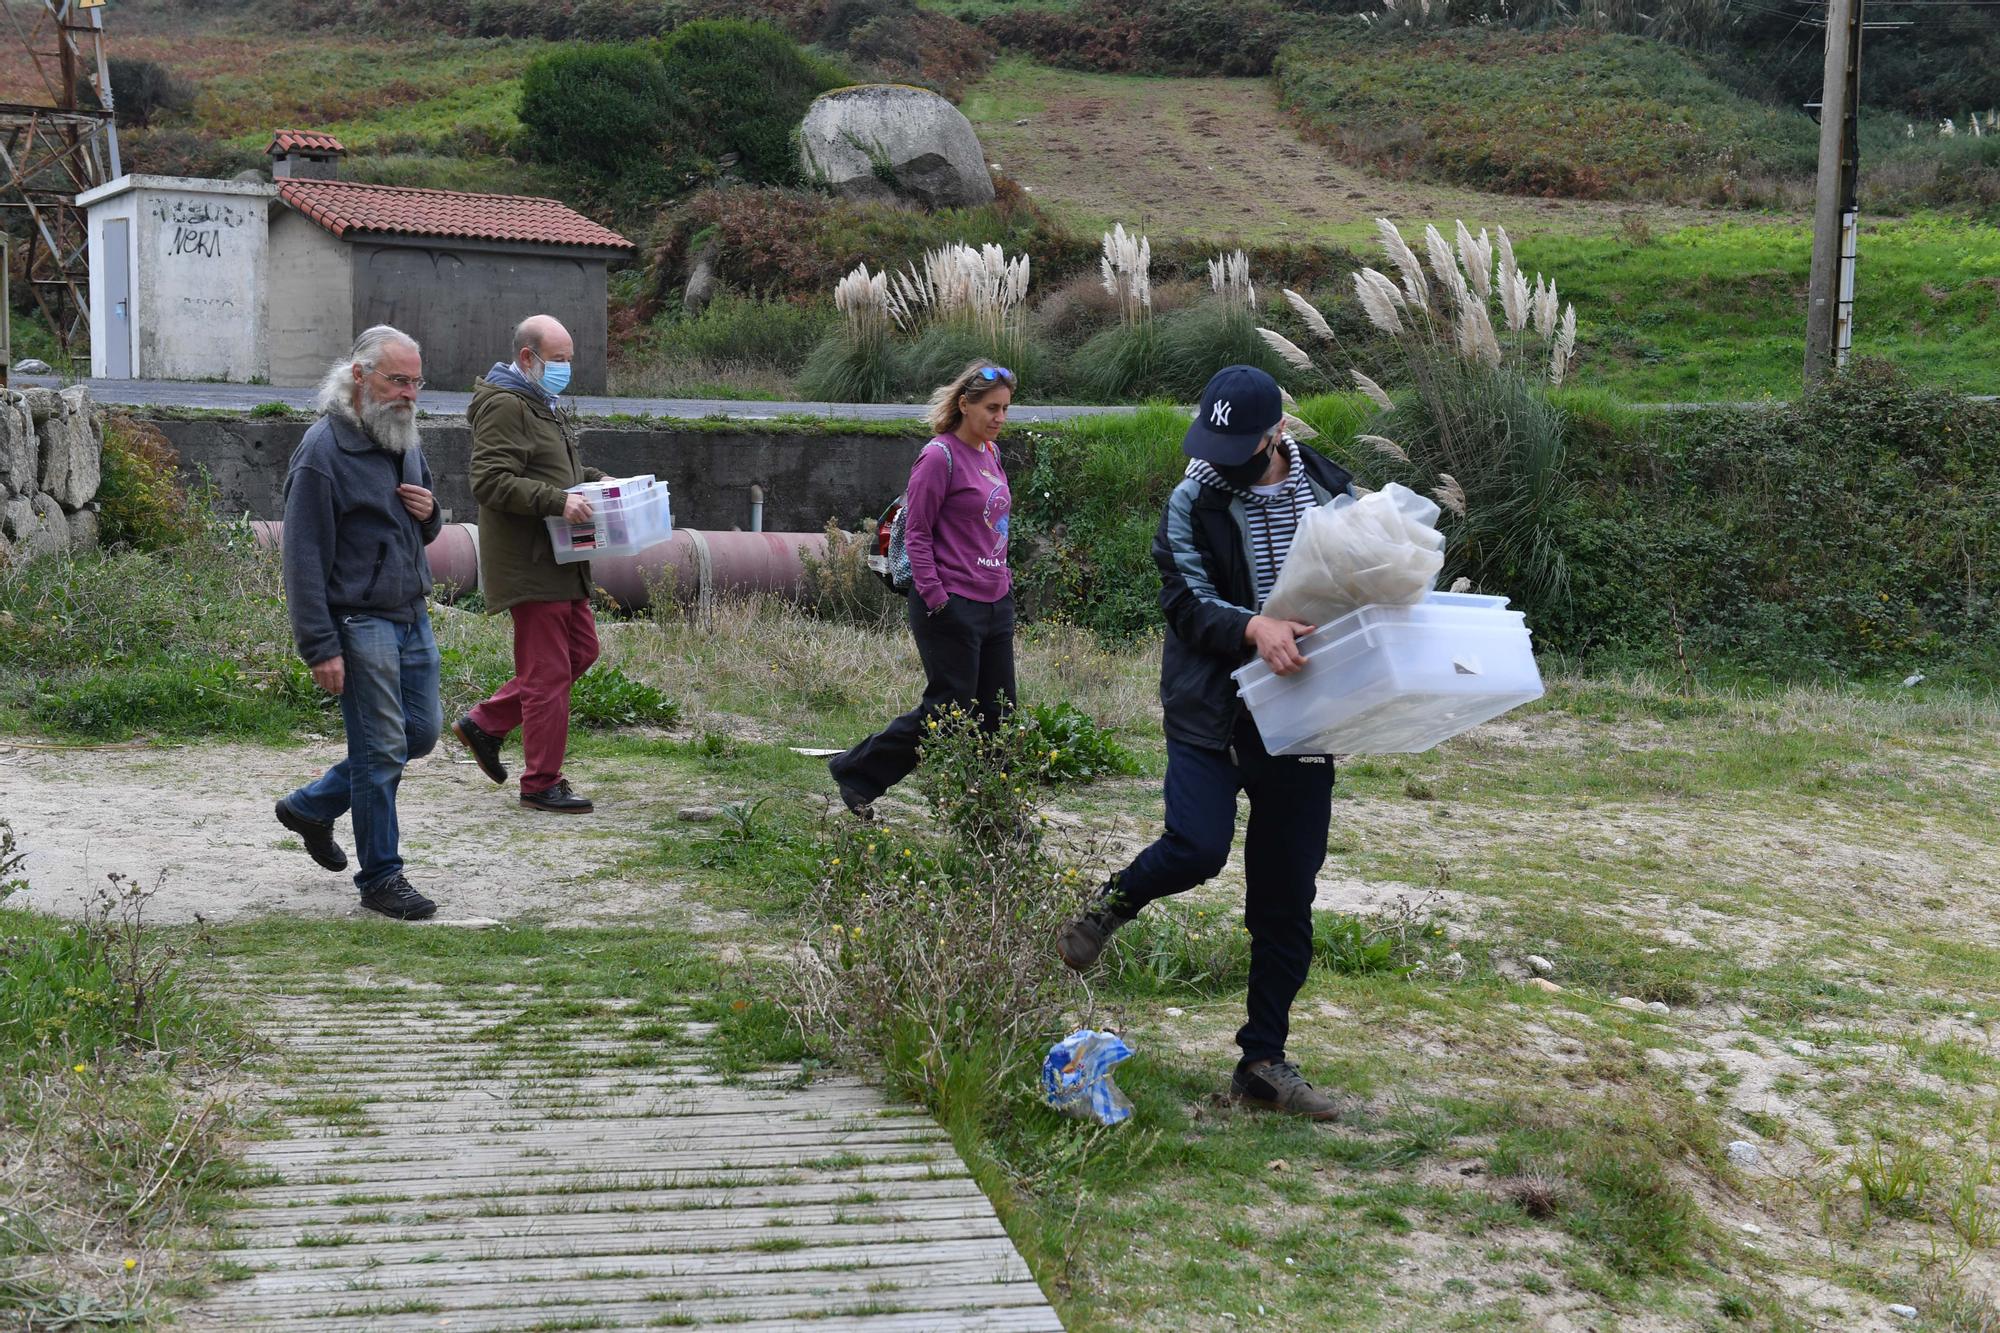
left=1183, top=365, right=1283, bottom=465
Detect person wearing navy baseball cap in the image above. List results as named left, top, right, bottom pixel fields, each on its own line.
left=1057, top=364, right=1364, bottom=1120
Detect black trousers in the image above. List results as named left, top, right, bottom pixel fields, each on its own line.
left=1113, top=713, right=1336, bottom=1066
left=832, top=591, right=1017, bottom=802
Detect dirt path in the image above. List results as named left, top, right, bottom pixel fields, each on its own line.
left=964, top=62, right=1759, bottom=245
left=0, top=738, right=715, bottom=927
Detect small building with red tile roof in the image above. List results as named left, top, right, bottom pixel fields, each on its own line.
left=80, top=132, right=634, bottom=392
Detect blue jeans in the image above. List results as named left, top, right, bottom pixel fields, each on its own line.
left=1112, top=715, right=1335, bottom=1065
left=286, top=613, right=441, bottom=893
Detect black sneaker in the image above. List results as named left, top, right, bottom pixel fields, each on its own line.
left=827, top=759, right=875, bottom=823
left=521, top=779, right=593, bottom=814
left=274, top=798, right=347, bottom=873
left=359, top=873, right=436, bottom=921
left=451, top=715, right=508, bottom=785
left=1056, top=893, right=1133, bottom=971
left=1231, top=1059, right=1352, bottom=1121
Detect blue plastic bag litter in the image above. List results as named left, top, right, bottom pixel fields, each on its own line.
left=1041, top=1028, right=1135, bottom=1125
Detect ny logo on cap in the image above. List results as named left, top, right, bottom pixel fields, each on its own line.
left=1210, top=400, right=1232, bottom=427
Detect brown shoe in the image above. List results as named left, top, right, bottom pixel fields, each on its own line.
left=1231, top=1059, right=1352, bottom=1121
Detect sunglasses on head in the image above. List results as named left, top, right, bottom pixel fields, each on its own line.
left=975, top=366, right=1015, bottom=384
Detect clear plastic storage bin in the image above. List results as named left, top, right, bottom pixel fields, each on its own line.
left=1232, top=591, right=1543, bottom=755
left=545, top=482, right=672, bottom=565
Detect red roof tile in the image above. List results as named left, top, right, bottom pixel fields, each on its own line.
left=276, top=178, right=633, bottom=252
left=268, top=130, right=347, bottom=155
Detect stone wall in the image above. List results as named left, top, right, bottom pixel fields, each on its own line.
left=141, top=415, right=1028, bottom=534
left=0, top=387, right=103, bottom=563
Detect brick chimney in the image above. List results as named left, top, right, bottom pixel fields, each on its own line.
left=266, top=130, right=346, bottom=181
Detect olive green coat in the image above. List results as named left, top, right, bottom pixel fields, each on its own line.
left=467, top=377, right=604, bottom=613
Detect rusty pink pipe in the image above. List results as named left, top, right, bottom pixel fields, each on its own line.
left=249, top=522, right=829, bottom=611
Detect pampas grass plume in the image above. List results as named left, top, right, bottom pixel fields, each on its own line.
left=1285, top=289, right=1335, bottom=343
left=1357, top=433, right=1409, bottom=465
left=1350, top=369, right=1395, bottom=411
left=1257, top=327, right=1315, bottom=372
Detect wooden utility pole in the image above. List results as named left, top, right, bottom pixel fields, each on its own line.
left=1804, top=0, right=1864, bottom=387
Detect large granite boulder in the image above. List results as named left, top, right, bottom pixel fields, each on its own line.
left=799, top=84, right=995, bottom=210
left=37, top=385, right=100, bottom=510
left=3, top=491, right=69, bottom=559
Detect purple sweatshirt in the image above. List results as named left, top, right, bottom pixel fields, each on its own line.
left=904, top=432, right=1012, bottom=612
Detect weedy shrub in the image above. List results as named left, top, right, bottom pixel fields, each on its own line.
left=790, top=705, right=1096, bottom=1106
left=1104, top=902, right=1252, bottom=995
left=0, top=837, right=247, bottom=1323
left=95, top=415, right=208, bottom=552
left=637, top=293, right=832, bottom=374
left=568, top=665, right=679, bottom=728
left=798, top=520, right=900, bottom=627
left=981, top=0, right=1294, bottom=75
left=1016, top=701, right=1137, bottom=784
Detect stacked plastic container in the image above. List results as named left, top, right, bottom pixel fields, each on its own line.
left=1232, top=591, right=1543, bottom=755
left=545, top=474, right=673, bottom=565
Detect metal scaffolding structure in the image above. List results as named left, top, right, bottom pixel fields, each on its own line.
left=0, top=0, right=119, bottom=355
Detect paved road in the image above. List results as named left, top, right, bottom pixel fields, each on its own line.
left=18, top=374, right=1988, bottom=421
left=13, top=375, right=1135, bottom=424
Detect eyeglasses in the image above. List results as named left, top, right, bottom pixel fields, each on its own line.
left=367, top=367, right=426, bottom=391
left=976, top=366, right=1015, bottom=384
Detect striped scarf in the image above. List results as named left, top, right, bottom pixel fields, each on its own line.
left=1186, top=435, right=1318, bottom=610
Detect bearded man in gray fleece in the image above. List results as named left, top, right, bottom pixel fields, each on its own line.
left=272, top=324, right=444, bottom=921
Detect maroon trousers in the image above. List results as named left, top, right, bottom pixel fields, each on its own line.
left=468, top=598, right=599, bottom=794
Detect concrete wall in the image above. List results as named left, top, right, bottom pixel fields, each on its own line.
left=349, top=239, right=613, bottom=395
left=143, top=415, right=1018, bottom=534
left=267, top=209, right=354, bottom=388
left=80, top=175, right=277, bottom=382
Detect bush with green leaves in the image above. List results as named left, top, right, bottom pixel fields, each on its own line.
left=517, top=43, right=675, bottom=178
left=568, top=665, right=680, bottom=729
left=656, top=20, right=850, bottom=186
left=790, top=704, right=1095, bottom=1107
left=1017, top=701, right=1137, bottom=784
left=1550, top=361, right=2000, bottom=678
left=94, top=416, right=209, bottom=552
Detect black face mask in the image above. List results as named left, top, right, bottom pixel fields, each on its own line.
left=1213, top=442, right=1274, bottom=489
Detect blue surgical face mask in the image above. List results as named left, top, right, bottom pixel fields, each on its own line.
left=532, top=353, right=572, bottom=397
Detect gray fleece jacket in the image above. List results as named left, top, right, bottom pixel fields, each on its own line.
left=281, top=412, right=443, bottom=667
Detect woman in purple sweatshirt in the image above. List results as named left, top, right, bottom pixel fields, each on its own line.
left=829, top=361, right=1016, bottom=819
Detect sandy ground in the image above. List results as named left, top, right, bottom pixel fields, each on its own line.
left=0, top=737, right=704, bottom=927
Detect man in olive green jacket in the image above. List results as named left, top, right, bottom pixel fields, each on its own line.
left=452, top=314, right=605, bottom=814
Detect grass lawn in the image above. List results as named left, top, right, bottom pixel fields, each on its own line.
left=1518, top=215, right=2000, bottom=401
left=12, top=588, right=2000, bottom=1327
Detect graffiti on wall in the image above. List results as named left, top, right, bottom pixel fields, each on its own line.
left=148, top=197, right=249, bottom=261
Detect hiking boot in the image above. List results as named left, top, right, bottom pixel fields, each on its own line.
left=274, top=798, right=346, bottom=873
left=360, top=873, right=437, bottom=921
left=1056, top=899, right=1133, bottom=972
left=451, top=715, right=507, bottom=785
left=1231, top=1058, right=1352, bottom=1122
left=521, top=779, right=593, bottom=814
left=827, top=759, right=874, bottom=823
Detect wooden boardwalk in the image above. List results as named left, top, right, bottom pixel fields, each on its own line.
left=190, top=991, right=1061, bottom=1332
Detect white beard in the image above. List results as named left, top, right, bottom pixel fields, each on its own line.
left=360, top=396, right=419, bottom=455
